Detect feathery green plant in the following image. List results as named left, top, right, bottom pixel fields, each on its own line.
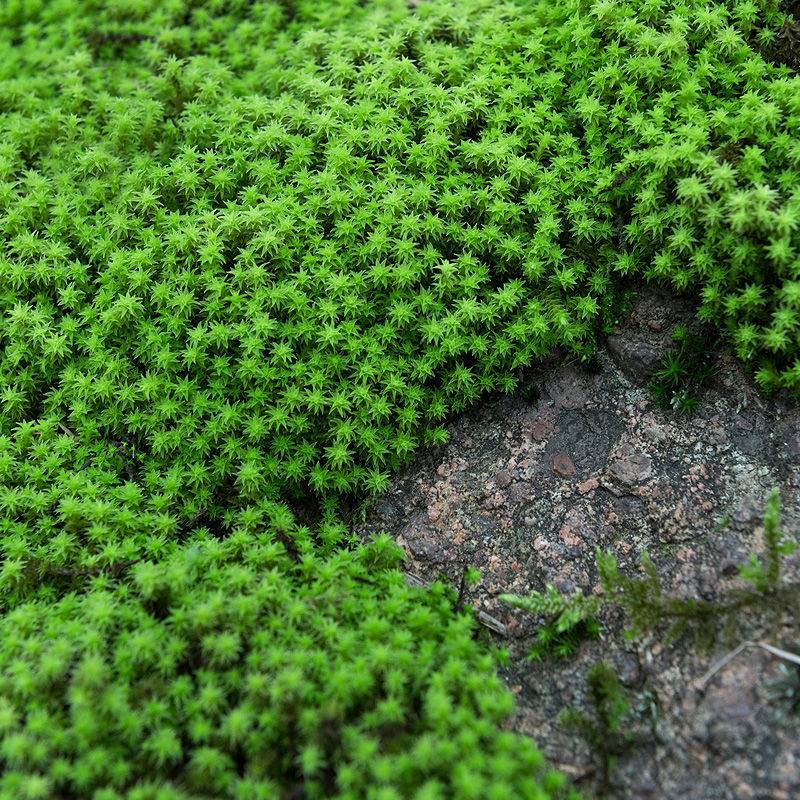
left=559, top=663, right=638, bottom=796
left=738, top=486, right=798, bottom=591
left=503, top=490, right=800, bottom=651
left=499, top=584, right=602, bottom=661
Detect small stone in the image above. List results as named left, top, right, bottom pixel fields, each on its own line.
left=552, top=452, right=576, bottom=477
left=614, top=651, right=641, bottom=687
left=607, top=333, right=662, bottom=381
left=578, top=477, right=599, bottom=494
left=559, top=522, right=582, bottom=547
left=609, top=446, right=652, bottom=485
left=495, top=469, right=512, bottom=488
left=527, top=418, right=554, bottom=442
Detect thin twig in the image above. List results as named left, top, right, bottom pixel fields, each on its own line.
left=551, top=761, right=597, bottom=781
left=455, top=564, right=468, bottom=612
left=476, top=610, right=507, bottom=636
left=404, top=571, right=507, bottom=635
left=697, top=640, right=800, bottom=690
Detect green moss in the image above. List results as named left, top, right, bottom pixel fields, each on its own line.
left=3, top=0, right=800, bottom=585
left=0, top=525, right=576, bottom=800
left=2, top=0, right=800, bottom=793
left=650, top=324, right=718, bottom=412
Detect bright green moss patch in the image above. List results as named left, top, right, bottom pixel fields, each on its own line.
left=1, top=0, right=800, bottom=794
left=4, top=0, right=799, bottom=590
left=0, top=527, right=573, bottom=800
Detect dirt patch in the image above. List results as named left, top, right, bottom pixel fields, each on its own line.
left=359, top=287, right=800, bottom=800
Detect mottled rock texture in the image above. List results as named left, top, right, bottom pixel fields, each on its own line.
left=359, top=287, right=800, bottom=800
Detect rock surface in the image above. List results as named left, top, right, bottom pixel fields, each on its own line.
left=359, top=287, right=800, bottom=800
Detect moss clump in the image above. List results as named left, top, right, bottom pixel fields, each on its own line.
left=3, top=0, right=800, bottom=588
left=650, top=324, right=718, bottom=413
left=0, top=527, right=574, bottom=800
